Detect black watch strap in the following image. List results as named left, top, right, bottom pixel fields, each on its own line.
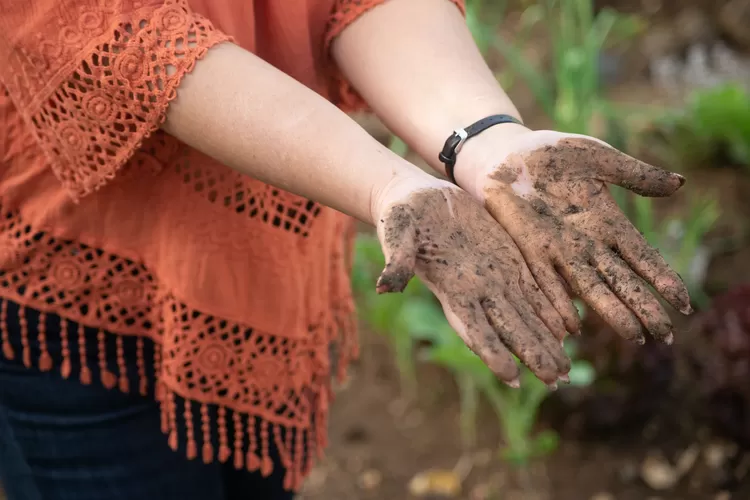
left=438, top=114, right=523, bottom=185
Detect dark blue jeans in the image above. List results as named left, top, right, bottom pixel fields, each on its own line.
left=0, top=301, right=294, bottom=500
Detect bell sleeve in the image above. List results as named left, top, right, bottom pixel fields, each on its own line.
left=0, top=0, right=231, bottom=199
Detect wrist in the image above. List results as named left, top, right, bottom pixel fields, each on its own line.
left=452, top=121, right=531, bottom=200
left=370, top=166, right=454, bottom=227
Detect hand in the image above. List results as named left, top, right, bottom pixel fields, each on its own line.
left=459, top=127, right=691, bottom=345
left=373, top=174, right=572, bottom=386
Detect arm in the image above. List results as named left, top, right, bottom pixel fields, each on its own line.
left=330, top=0, right=525, bottom=197
left=162, top=42, right=423, bottom=224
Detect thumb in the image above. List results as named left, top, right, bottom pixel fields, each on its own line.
left=563, top=138, right=685, bottom=197
left=376, top=204, right=418, bottom=294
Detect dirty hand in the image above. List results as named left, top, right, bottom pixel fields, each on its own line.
left=457, top=126, right=691, bottom=345
left=373, top=175, right=572, bottom=386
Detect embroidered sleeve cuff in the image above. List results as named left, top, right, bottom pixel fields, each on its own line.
left=0, top=0, right=231, bottom=199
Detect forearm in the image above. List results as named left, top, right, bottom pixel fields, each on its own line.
left=332, top=0, right=525, bottom=196
left=163, top=43, right=426, bottom=224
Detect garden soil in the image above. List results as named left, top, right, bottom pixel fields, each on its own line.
left=299, top=324, right=750, bottom=500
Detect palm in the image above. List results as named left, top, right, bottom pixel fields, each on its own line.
left=481, top=132, right=691, bottom=343
left=375, top=185, right=571, bottom=385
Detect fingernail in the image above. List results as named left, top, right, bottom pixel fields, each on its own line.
left=663, top=331, right=674, bottom=345
left=635, top=335, right=646, bottom=345
left=558, top=374, right=570, bottom=384
left=680, top=304, right=694, bottom=315
left=673, top=173, right=686, bottom=186
left=506, top=378, right=521, bottom=389
left=376, top=265, right=413, bottom=294
left=547, top=382, right=558, bottom=391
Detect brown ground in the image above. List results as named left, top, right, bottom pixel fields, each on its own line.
left=300, top=324, right=750, bottom=500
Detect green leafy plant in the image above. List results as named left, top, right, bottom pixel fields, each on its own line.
left=643, top=83, right=750, bottom=172
left=494, top=0, right=643, bottom=142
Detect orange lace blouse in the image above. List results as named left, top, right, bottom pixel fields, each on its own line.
left=0, top=0, right=464, bottom=490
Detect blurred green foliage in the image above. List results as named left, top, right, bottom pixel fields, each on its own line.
left=493, top=0, right=644, bottom=137
left=645, top=83, right=750, bottom=172
left=465, top=0, right=508, bottom=54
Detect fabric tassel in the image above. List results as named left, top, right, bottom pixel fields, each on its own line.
left=184, top=399, right=197, bottom=460
left=233, top=411, right=244, bottom=469
left=18, top=305, right=31, bottom=367
left=136, top=336, right=148, bottom=396
left=283, top=460, right=294, bottom=491
left=217, top=405, right=231, bottom=463
left=78, top=323, right=92, bottom=385
left=59, top=317, right=71, bottom=379
left=246, top=415, right=260, bottom=472
left=167, top=390, right=179, bottom=451
left=281, top=426, right=294, bottom=491
left=304, top=425, right=315, bottom=476
left=1, top=299, right=14, bottom=360
left=295, top=426, right=305, bottom=489
left=260, top=419, right=272, bottom=477
left=160, top=389, right=169, bottom=434
left=37, top=311, right=52, bottom=371
left=283, top=426, right=302, bottom=491
left=98, top=329, right=116, bottom=389
left=200, top=403, right=213, bottom=464
left=154, top=347, right=165, bottom=402
left=115, top=335, right=129, bottom=393
left=273, top=422, right=292, bottom=473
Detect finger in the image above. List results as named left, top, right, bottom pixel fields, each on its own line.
left=611, top=220, right=692, bottom=314
left=441, top=299, right=521, bottom=385
left=560, top=138, right=685, bottom=197
left=527, top=261, right=581, bottom=335
left=560, top=257, right=645, bottom=343
left=482, top=297, right=561, bottom=384
left=519, top=264, right=569, bottom=340
left=508, top=289, right=571, bottom=376
left=376, top=205, right=417, bottom=293
left=593, top=246, right=674, bottom=344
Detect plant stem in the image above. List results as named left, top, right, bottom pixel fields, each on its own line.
left=458, top=373, right=479, bottom=449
